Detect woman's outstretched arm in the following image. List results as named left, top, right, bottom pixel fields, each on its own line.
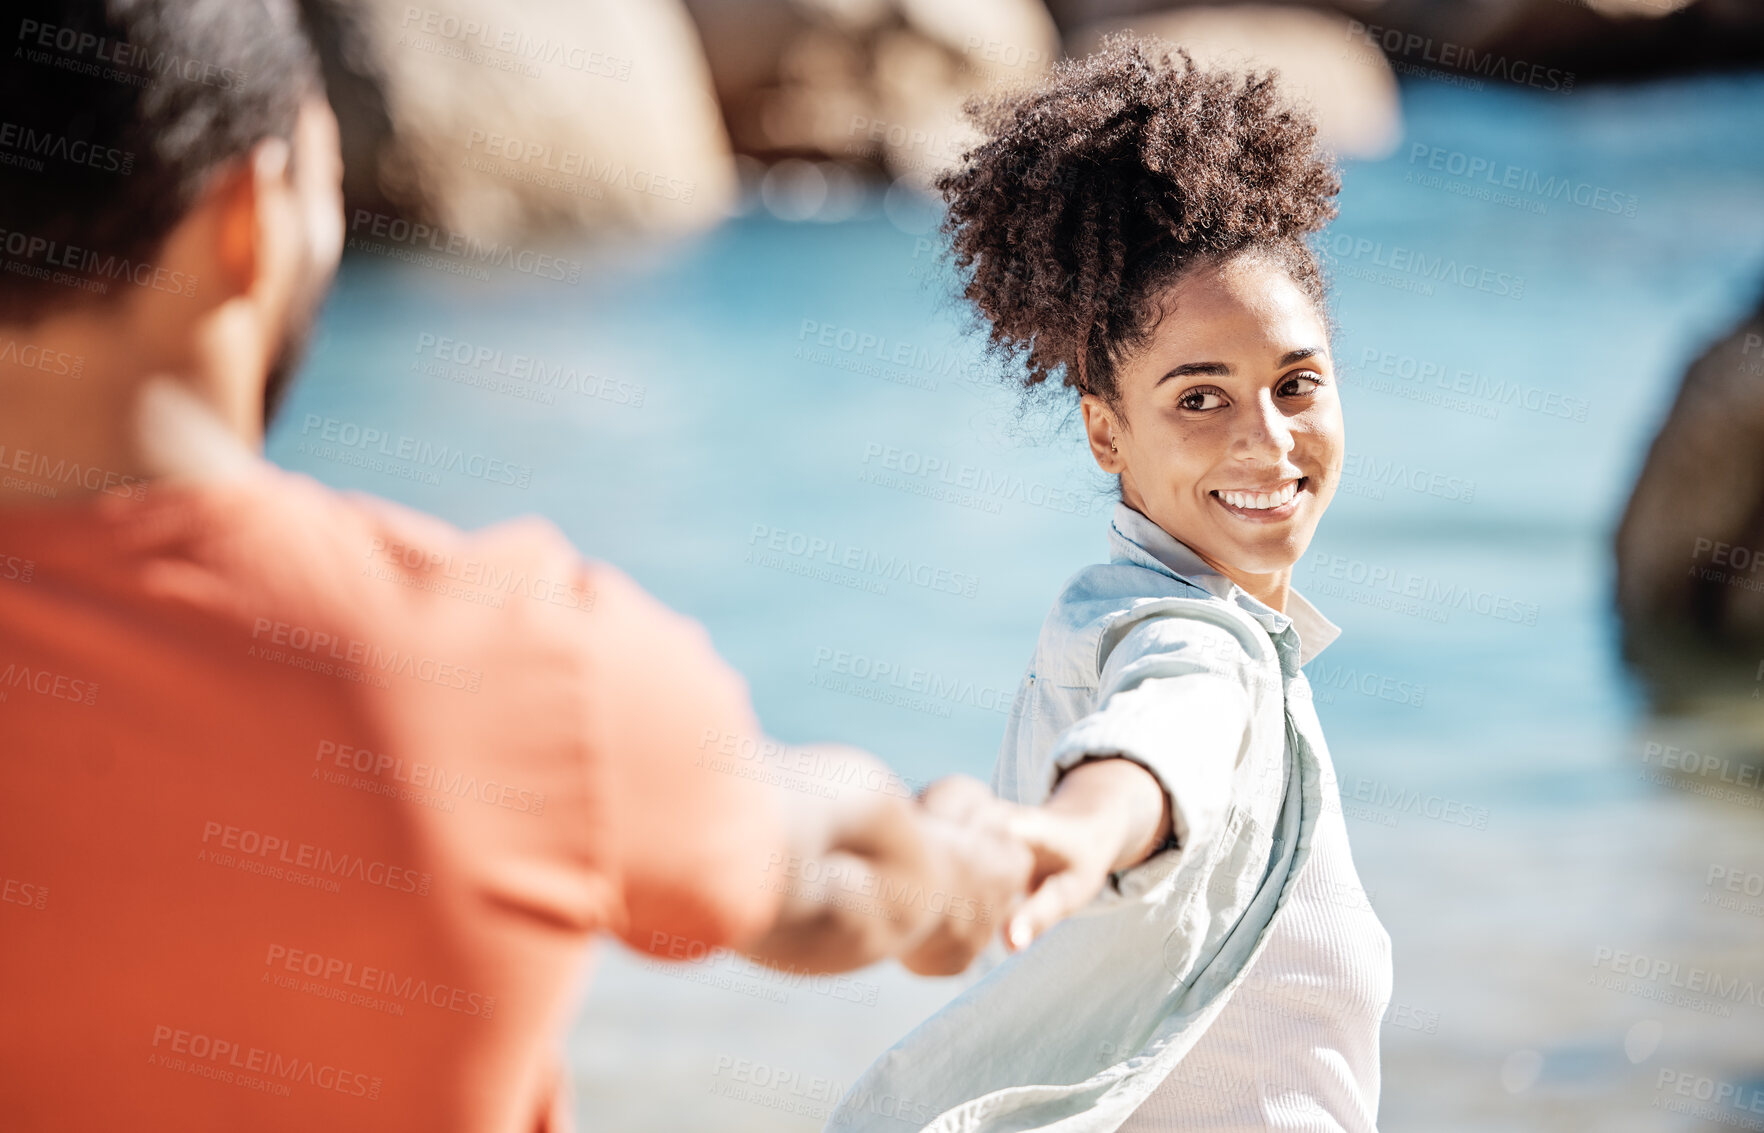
left=1004, top=756, right=1172, bottom=949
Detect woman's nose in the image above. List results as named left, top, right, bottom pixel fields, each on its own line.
left=1235, top=397, right=1295, bottom=460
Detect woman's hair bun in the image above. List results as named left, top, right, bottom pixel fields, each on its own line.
left=937, top=33, right=1341, bottom=400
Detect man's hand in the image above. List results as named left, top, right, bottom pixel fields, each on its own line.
left=899, top=776, right=1034, bottom=976
left=1003, top=757, right=1173, bottom=951
left=745, top=752, right=1033, bottom=976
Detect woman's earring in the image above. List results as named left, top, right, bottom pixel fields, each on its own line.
left=1109, top=440, right=1118, bottom=454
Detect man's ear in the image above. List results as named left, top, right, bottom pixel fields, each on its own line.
left=211, top=137, right=293, bottom=302
left=1080, top=394, right=1126, bottom=474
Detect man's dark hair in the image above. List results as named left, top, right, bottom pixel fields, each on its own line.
left=937, top=34, right=1341, bottom=405
left=0, top=0, right=321, bottom=324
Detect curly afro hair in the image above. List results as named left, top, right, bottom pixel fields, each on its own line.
left=936, top=34, right=1341, bottom=404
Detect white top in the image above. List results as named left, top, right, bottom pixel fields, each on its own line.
left=1109, top=509, right=1392, bottom=1132
left=826, top=503, right=1392, bottom=1133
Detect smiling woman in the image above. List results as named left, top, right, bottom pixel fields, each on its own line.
left=1083, top=253, right=1343, bottom=611
left=829, top=34, right=1391, bottom=1133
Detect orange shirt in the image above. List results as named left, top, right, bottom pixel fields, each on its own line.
left=0, top=463, right=787, bottom=1131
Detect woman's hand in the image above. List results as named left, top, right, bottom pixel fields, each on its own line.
left=1003, top=757, right=1174, bottom=951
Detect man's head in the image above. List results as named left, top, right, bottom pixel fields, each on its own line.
left=0, top=0, right=342, bottom=431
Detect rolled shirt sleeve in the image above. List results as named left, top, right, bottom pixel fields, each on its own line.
left=1047, top=612, right=1255, bottom=855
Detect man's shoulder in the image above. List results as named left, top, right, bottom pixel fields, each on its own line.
left=190, top=465, right=611, bottom=639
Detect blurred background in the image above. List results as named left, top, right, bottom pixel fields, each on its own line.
left=274, top=0, right=1764, bottom=1128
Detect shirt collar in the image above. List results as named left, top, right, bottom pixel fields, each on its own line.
left=1107, top=501, right=1341, bottom=667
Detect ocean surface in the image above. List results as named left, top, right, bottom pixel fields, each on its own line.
left=270, top=71, right=1764, bottom=1131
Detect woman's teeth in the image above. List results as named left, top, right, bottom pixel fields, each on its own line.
left=1215, top=480, right=1299, bottom=510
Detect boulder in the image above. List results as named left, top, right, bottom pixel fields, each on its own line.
left=304, top=0, right=737, bottom=242
left=1615, top=291, right=1764, bottom=737
left=1040, top=0, right=1764, bottom=83
left=680, top=0, right=1060, bottom=190
left=1067, top=4, right=1403, bottom=160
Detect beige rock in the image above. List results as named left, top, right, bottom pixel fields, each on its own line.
left=331, top=0, right=737, bottom=242
left=1070, top=5, right=1403, bottom=160
left=683, top=0, right=1059, bottom=190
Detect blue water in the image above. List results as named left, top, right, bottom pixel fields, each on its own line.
left=270, top=70, right=1764, bottom=1128
left=273, top=71, right=1764, bottom=810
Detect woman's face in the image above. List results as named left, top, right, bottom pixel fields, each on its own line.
left=1080, top=252, right=1343, bottom=587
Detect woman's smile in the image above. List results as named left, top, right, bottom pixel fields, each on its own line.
left=1209, top=475, right=1309, bottom=521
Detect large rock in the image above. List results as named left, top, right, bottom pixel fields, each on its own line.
left=1040, top=0, right=1764, bottom=83
left=1615, top=292, right=1764, bottom=731
left=681, top=0, right=1060, bottom=190
left=304, top=0, right=737, bottom=242
left=1068, top=4, right=1402, bottom=160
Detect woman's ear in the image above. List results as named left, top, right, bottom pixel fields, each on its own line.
left=1081, top=394, right=1126, bottom=474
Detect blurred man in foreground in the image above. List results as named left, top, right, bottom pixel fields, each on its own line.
left=0, top=2, right=1036, bottom=1128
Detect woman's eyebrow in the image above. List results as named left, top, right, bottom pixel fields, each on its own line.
left=1156, top=360, right=1230, bottom=384
left=1156, top=346, right=1327, bottom=386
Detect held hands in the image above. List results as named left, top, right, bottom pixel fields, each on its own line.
left=750, top=749, right=1171, bottom=977
left=904, top=758, right=1172, bottom=970
left=1002, top=757, right=1175, bottom=953
left=897, top=775, right=1031, bottom=975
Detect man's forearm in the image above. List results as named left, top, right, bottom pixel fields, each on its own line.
left=745, top=752, right=944, bottom=973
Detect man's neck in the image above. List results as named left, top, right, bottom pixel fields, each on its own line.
left=0, top=312, right=261, bottom=508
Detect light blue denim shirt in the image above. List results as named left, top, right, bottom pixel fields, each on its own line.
left=827, top=502, right=1347, bottom=1132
